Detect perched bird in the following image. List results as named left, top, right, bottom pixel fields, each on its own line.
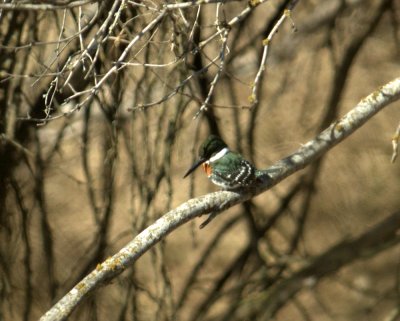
left=183, top=135, right=257, bottom=190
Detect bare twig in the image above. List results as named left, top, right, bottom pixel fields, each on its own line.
left=250, top=5, right=298, bottom=106
left=0, top=0, right=97, bottom=11
left=163, top=0, right=243, bottom=10
left=391, top=121, right=400, bottom=163
left=194, top=27, right=229, bottom=118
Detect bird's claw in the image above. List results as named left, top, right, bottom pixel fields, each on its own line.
left=199, top=212, right=217, bottom=229
left=199, top=200, right=230, bottom=229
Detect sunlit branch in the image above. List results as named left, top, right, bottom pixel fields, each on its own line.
left=39, top=77, right=400, bottom=321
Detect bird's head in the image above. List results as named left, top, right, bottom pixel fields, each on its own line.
left=183, top=135, right=228, bottom=178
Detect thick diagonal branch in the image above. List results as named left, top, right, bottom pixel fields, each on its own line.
left=39, top=77, right=400, bottom=321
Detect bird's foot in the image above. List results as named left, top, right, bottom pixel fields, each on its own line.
left=199, top=212, right=217, bottom=229
left=199, top=199, right=231, bottom=229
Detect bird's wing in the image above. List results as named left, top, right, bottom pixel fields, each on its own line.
left=212, top=152, right=256, bottom=186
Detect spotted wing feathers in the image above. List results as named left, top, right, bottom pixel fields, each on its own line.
left=210, top=153, right=256, bottom=189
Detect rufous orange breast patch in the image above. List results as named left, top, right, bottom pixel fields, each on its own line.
left=202, top=163, right=212, bottom=177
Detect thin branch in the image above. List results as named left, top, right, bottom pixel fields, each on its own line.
left=250, top=4, right=298, bottom=106
left=163, top=0, right=243, bottom=10
left=0, top=0, right=97, bottom=11
left=391, top=121, right=400, bottom=163
left=194, top=28, right=229, bottom=118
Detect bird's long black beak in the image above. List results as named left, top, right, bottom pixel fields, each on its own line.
left=183, top=158, right=206, bottom=178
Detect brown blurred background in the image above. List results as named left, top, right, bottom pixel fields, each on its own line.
left=0, top=0, right=400, bottom=320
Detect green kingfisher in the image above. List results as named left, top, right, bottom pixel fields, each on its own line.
left=183, top=135, right=257, bottom=190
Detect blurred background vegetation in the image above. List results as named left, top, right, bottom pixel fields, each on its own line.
left=0, top=0, right=399, bottom=320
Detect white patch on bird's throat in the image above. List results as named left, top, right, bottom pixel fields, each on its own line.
left=209, top=147, right=229, bottom=163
